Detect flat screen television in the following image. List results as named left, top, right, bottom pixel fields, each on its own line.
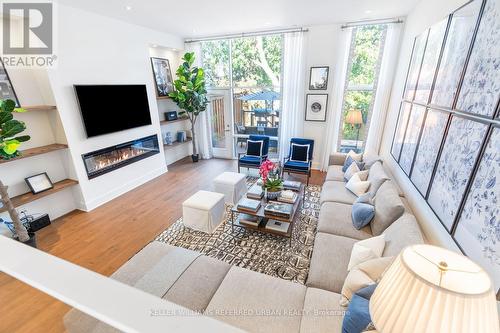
left=74, top=84, right=152, bottom=137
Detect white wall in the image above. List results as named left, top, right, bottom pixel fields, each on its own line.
left=47, top=5, right=184, bottom=211
left=379, top=0, right=469, bottom=251
left=302, top=25, right=343, bottom=169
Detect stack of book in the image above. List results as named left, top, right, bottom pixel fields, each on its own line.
left=283, top=180, right=301, bottom=191
left=264, top=202, right=293, bottom=219
left=278, top=190, right=298, bottom=204
left=247, top=184, right=263, bottom=200
left=265, top=219, right=290, bottom=233
left=237, top=197, right=261, bottom=213
left=238, top=213, right=262, bottom=227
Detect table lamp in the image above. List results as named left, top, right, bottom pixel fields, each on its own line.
left=345, top=109, right=363, bottom=151
left=370, top=244, right=499, bottom=333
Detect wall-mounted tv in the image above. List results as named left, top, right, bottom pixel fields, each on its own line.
left=74, top=84, right=152, bottom=137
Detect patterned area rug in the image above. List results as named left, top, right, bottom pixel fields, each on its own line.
left=155, top=178, right=322, bottom=284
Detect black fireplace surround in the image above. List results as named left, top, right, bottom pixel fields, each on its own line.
left=82, top=135, right=160, bottom=179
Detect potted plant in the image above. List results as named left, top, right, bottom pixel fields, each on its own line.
left=259, top=160, right=283, bottom=200
left=169, top=52, right=209, bottom=162
left=0, top=98, right=35, bottom=246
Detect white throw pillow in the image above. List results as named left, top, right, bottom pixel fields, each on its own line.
left=347, top=150, right=363, bottom=162
left=345, top=173, right=371, bottom=197
left=344, top=161, right=360, bottom=181
left=347, top=234, right=386, bottom=271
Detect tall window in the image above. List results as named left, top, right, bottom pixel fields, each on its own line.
left=338, top=25, right=387, bottom=153
left=201, top=35, right=283, bottom=157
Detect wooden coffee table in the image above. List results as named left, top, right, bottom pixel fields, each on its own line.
left=230, top=184, right=305, bottom=245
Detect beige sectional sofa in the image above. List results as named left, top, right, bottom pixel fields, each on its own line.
left=64, top=152, right=425, bottom=333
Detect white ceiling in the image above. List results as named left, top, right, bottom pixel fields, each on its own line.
left=56, top=0, right=419, bottom=38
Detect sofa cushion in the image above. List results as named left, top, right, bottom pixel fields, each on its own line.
left=206, top=266, right=306, bottom=333
left=300, top=288, right=346, bottom=333
left=382, top=213, right=424, bottom=257
left=320, top=181, right=357, bottom=205
left=367, top=161, right=389, bottom=196
left=307, top=232, right=357, bottom=293
left=318, top=202, right=372, bottom=240
left=362, top=151, right=382, bottom=169
left=165, top=255, right=231, bottom=313
left=371, top=181, right=405, bottom=236
left=325, top=165, right=345, bottom=182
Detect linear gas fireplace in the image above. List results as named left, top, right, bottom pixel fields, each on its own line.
left=82, top=134, right=160, bottom=179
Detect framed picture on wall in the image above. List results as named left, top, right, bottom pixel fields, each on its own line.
left=305, top=94, right=328, bottom=122
left=309, top=66, right=329, bottom=90
left=0, top=59, right=20, bottom=106
left=150, top=57, right=174, bottom=99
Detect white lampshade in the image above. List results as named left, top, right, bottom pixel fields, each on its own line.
left=370, top=244, right=499, bottom=333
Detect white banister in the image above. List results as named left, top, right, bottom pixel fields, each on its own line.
left=0, top=236, right=240, bottom=332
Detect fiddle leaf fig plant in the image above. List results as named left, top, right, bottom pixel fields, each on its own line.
left=0, top=99, right=30, bottom=160
left=169, top=52, right=209, bottom=161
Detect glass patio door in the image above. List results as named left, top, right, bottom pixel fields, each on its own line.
left=208, top=89, right=233, bottom=159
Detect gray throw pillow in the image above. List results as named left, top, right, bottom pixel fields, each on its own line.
left=367, top=161, right=389, bottom=196
left=371, top=182, right=405, bottom=235
left=352, top=203, right=375, bottom=230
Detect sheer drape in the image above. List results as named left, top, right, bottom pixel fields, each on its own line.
left=364, top=23, right=403, bottom=154
left=185, top=42, right=213, bottom=159
left=321, top=28, right=352, bottom=171
left=279, top=32, right=307, bottom=161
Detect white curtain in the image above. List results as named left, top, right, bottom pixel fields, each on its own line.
left=321, top=28, right=352, bottom=171
left=185, top=42, right=213, bottom=159
left=279, top=32, right=307, bottom=161
left=364, top=23, right=403, bottom=154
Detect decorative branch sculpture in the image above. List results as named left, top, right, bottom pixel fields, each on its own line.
left=0, top=179, right=29, bottom=242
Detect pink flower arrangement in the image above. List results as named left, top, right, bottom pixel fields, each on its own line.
left=259, top=160, right=275, bottom=184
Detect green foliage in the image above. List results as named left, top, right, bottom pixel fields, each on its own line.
left=0, top=99, right=30, bottom=159
left=169, top=52, right=209, bottom=118
left=263, top=177, right=283, bottom=192
left=201, top=35, right=282, bottom=88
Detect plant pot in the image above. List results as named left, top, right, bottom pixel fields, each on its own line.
left=191, top=154, right=199, bottom=162
left=266, top=189, right=281, bottom=200
left=15, top=231, right=37, bottom=248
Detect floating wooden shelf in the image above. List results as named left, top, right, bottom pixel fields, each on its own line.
left=160, top=118, right=189, bottom=126
left=163, top=138, right=192, bottom=150
left=0, top=179, right=79, bottom=213
left=0, top=143, right=68, bottom=165
left=23, top=105, right=57, bottom=112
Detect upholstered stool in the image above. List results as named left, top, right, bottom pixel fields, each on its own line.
left=213, top=172, right=247, bottom=205
left=182, top=190, right=225, bottom=233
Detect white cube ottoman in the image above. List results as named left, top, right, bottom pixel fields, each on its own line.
left=182, top=190, right=225, bottom=233
left=213, top=172, right=247, bottom=205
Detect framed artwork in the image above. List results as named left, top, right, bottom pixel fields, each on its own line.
left=454, top=127, right=500, bottom=289
left=390, top=102, right=412, bottom=160
left=410, top=109, right=449, bottom=195
left=403, top=31, right=428, bottom=101
left=309, top=66, right=329, bottom=90
left=456, top=0, right=500, bottom=117
left=0, top=59, right=20, bottom=106
left=25, top=173, right=54, bottom=194
left=432, top=0, right=482, bottom=108
left=150, top=57, right=174, bottom=98
left=427, top=116, right=487, bottom=231
left=399, top=104, right=426, bottom=175
left=413, top=19, right=448, bottom=103
left=305, top=94, right=328, bottom=122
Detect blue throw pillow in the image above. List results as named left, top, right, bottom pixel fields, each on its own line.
left=342, top=284, right=377, bottom=333
left=246, top=140, right=263, bottom=157
left=351, top=203, right=375, bottom=230
left=342, top=156, right=365, bottom=173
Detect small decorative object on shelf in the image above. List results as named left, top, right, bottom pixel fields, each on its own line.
left=164, top=111, right=178, bottom=121
left=25, top=172, right=54, bottom=194
left=176, top=131, right=187, bottom=143
left=259, top=160, right=283, bottom=200
left=164, top=132, right=173, bottom=145
left=0, top=98, right=31, bottom=160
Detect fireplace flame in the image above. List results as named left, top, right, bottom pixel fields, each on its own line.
left=87, top=147, right=148, bottom=173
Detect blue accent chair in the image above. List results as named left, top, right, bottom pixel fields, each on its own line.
left=238, top=135, right=270, bottom=173
left=282, top=138, right=314, bottom=185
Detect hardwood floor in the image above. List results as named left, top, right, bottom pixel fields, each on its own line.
left=0, top=157, right=325, bottom=333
